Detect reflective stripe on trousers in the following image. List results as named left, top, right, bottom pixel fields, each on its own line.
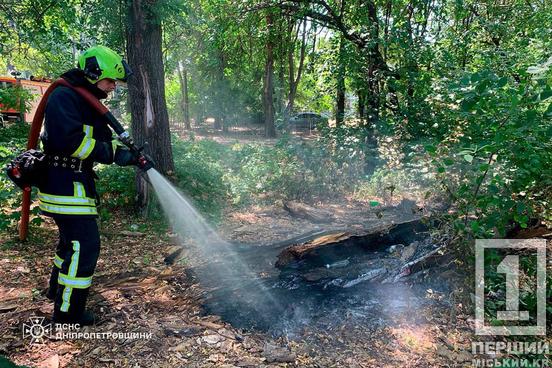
left=39, top=182, right=97, bottom=216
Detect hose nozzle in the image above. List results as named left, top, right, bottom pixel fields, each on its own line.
left=105, top=112, right=154, bottom=171
left=137, top=153, right=154, bottom=171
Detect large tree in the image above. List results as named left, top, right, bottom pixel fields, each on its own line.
left=126, top=0, right=174, bottom=208
left=177, top=60, right=191, bottom=130
left=263, top=11, right=277, bottom=137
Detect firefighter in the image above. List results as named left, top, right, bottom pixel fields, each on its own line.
left=41, top=45, right=137, bottom=325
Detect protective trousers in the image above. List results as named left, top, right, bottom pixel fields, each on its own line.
left=48, top=217, right=100, bottom=320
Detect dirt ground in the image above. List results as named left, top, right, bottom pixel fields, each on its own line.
left=0, top=195, right=480, bottom=368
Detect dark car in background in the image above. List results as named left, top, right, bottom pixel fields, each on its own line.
left=288, top=112, right=328, bottom=131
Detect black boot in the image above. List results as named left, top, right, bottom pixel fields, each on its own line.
left=53, top=309, right=95, bottom=326
left=53, top=288, right=95, bottom=326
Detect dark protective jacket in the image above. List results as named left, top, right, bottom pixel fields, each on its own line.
left=38, top=69, right=116, bottom=218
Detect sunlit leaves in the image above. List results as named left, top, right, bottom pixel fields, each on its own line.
left=431, top=62, right=552, bottom=240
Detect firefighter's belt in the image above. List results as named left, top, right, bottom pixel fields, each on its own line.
left=47, top=155, right=91, bottom=172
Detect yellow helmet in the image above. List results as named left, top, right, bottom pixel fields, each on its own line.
left=78, top=45, right=132, bottom=83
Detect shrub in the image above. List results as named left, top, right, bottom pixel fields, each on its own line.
left=95, top=164, right=136, bottom=220
left=354, top=167, right=420, bottom=201
left=0, top=123, right=30, bottom=231
left=0, top=84, right=34, bottom=117
left=169, top=130, right=375, bottom=213
left=224, top=142, right=303, bottom=204
left=172, top=138, right=229, bottom=222
left=425, top=67, right=552, bottom=242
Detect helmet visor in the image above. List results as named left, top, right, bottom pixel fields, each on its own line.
left=118, top=60, right=133, bottom=82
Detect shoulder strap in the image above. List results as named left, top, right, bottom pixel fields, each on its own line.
left=28, top=78, right=109, bottom=150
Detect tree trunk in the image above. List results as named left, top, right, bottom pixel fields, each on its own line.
left=213, top=93, right=222, bottom=131
left=357, top=89, right=366, bottom=122
left=336, top=36, right=346, bottom=126
left=277, top=17, right=287, bottom=115
left=278, top=57, right=286, bottom=115
left=365, top=0, right=380, bottom=124
left=263, top=12, right=276, bottom=138
left=177, top=61, right=191, bottom=130
left=286, top=18, right=307, bottom=118
left=126, top=0, right=175, bottom=210
left=214, top=51, right=225, bottom=131
left=405, top=2, right=416, bottom=117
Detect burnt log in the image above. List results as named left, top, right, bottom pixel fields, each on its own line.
left=275, top=232, right=350, bottom=267
left=275, top=218, right=427, bottom=269
left=389, top=244, right=450, bottom=282
left=301, top=257, right=401, bottom=285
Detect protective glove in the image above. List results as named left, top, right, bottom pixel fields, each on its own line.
left=114, top=147, right=138, bottom=167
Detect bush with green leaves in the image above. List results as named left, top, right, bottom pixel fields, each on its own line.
left=425, top=64, right=552, bottom=242
left=168, top=129, right=374, bottom=215
left=0, top=84, right=34, bottom=117
left=224, top=127, right=370, bottom=205
left=172, top=138, right=229, bottom=222
left=95, top=164, right=136, bottom=220
left=428, top=65, right=552, bottom=328
left=353, top=167, right=421, bottom=201
left=225, top=142, right=303, bottom=204
left=269, top=125, right=371, bottom=198
left=0, top=123, right=31, bottom=231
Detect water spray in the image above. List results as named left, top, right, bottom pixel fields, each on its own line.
left=146, top=169, right=284, bottom=327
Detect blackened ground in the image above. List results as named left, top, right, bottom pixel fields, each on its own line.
left=196, top=220, right=449, bottom=337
